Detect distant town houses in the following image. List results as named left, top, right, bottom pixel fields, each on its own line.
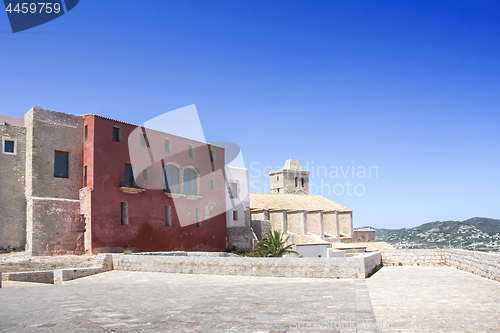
left=0, top=106, right=373, bottom=256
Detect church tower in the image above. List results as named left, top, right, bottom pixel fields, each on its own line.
left=269, top=159, right=309, bottom=194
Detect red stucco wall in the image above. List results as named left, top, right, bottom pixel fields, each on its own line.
left=83, top=115, right=227, bottom=253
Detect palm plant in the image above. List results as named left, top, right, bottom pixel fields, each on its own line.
left=254, top=230, right=298, bottom=257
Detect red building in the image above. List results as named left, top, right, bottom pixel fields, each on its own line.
left=81, top=115, right=227, bottom=253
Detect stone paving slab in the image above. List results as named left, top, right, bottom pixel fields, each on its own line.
left=366, top=266, right=500, bottom=332
left=1, top=266, right=499, bottom=332
left=0, top=271, right=375, bottom=332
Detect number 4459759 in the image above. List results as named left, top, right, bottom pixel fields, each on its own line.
left=5, top=2, right=62, bottom=14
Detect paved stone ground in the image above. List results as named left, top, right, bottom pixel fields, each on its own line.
left=0, top=266, right=499, bottom=332
left=366, top=266, right=500, bottom=333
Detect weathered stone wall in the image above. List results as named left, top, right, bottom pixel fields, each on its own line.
left=381, top=249, right=445, bottom=266
left=25, top=107, right=84, bottom=200
left=0, top=123, right=26, bottom=252
left=79, top=188, right=92, bottom=254
left=353, top=229, right=375, bottom=243
left=446, top=249, right=500, bottom=282
left=28, top=198, right=85, bottom=255
left=111, top=253, right=379, bottom=279
left=269, top=211, right=286, bottom=233
left=226, top=226, right=257, bottom=251
left=307, top=211, right=323, bottom=236
left=338, top=212, right=353, bottom=236
left=25, top=107, right=84, bottom=255
left=250, top=220, right=271, bottom=240
left=287, top=212, right=305, bottom=234
left=323, top=212, right=339, bottom=239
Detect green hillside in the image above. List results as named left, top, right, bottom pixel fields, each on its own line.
left=373, top=217, right=500, bottom=251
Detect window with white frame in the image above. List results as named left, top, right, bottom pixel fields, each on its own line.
left=2, top=137, right=16, bottom=155
left=229, top=182, right=238, bottom=199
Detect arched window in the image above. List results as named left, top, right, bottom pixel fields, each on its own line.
left=164, top=165, right=179, bottom=193
left=183, top=168, right=198, bottom=195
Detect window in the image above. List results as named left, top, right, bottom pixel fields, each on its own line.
left=113, top=127, right=121, bottom=142
left=188, top=144, right=194, bottom=157
left=164, top=165, right=179, bottom=193
left=233, top=210, right=238, bottom=221
left=301, top=178, right=305, bottom=187
left=140, top=133, right=148, bottom=147
left=3, top=139, right=15, bottom=154
left=210, top=149, right=216, bottom=162
left=143, top=169, right=149, bottom=181
left=165, top=205, right=172, bottom=227
left=125, top=163, right=135, bottom=187
left=277, top=175, right=279, bottom=181
left=196, top=208, right=201, bottom=228
left=295, top=177, right=298, bottom=187
left=229, top=183, right=238, bottom=199
left=84, top=125, right=88, bottom=141
left=211, top=179, right=215, bottom=190
left=184, top=168, right=198, bottom=195
left=165, top=139, right=171, bottom=152
left=54, top=151, right=69, bottom=178
left=83, top=166, right=87, bottom=187
left=121, top=202, right=129, bottom=225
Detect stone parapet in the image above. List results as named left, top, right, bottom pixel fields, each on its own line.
left=111, top=252, right=381, bottom=279
left=381, top=249, right=500, bottom=282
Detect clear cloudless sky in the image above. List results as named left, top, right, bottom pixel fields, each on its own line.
left=1, top=0, right=499, bottom=229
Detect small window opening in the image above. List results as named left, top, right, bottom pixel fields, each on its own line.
left=121, top=202, right=129, bottom=225
left=165, top=205, right=172, bottom=227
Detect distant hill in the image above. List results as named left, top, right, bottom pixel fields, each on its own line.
left=373, top=217, right=500, bottom=251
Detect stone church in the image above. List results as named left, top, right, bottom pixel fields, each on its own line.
left=250, top=160, right=355, bottom=245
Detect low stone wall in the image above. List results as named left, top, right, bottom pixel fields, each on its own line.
left=381, top=249, right=445, bottom=266
left=446, top=249, right=500, bottom=282
left=363, top=252, right=381, bottom=275
left=2, top=270, right=54, bottom=284
left=112, top=253, right=380, bottom=279
left=381, top=249, right=500, bottom=282
left=1, top=254, right=113, bottom=286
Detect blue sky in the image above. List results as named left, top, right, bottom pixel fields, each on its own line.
left=1, top=1, right=499, bottom=229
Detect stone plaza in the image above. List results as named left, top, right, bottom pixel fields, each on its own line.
left=1, top=265, right=499, bottom=332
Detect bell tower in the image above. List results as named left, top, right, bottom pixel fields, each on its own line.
left=269, top=159, right=309, bottom=195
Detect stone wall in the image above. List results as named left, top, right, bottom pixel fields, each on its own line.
left=381, top=249, right=500, bottom=282
left=28, top=198, right=85, bottom=255
left=323, top=212, right=339, bottom=239
left=338, top=212, right=353, bottom=236
left=226, top=226, right=257, bottom=251
left=287, top=211, right=305, bottom=234
left=381, top=249, right=445, bottom=266
left=0, top=123, right=26, bottom=252
left=111, top=252, right=380, bottom=279
left=250, top=220, right=271, bottom=241
left=446, top=249, right=500, bottom=282
left=307, top=211, right=323, bottom=236
left=25, top=107, right=85, bottom=255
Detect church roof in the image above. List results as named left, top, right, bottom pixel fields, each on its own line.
left=250, top=193, right=352, bottom=213
left=294, top=233, right=331, bottom=246
left=283, top=159, right=304, bottom=171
